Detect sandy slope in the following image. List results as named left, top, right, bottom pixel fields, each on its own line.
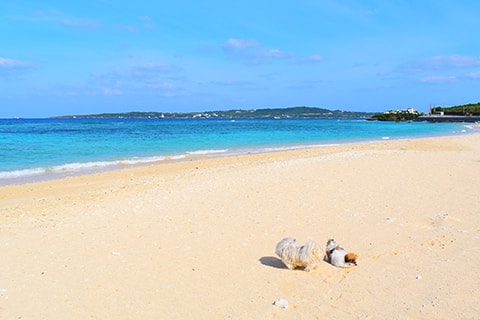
left=1, top=134, right=479, bottom=319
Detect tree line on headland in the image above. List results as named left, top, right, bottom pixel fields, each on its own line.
left=367, top=108, right=423, bottom=122
left=430, top=103, right=480, bottom=116
left=368, top=102, right=480, bottom=122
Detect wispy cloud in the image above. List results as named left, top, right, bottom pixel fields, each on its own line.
left=222, top=38, right=323, bottom=66
left=40, top=63, right=182, bottom=97
left=93, top=63, right=181, bottom=84
left=120, top=16, right=156, bottom=33
left=141, top=16, right=155, bottom=29
left=417, top=70, right=480, bottom=84
left=223, top=38, right=260, bottom=50
left=103, top=88, right=123, bottom=95
left=0, top=57, right=36, bottom=76
left=292, top=54, right=324, bottom=64
left=466, top=71, right=480, bottom=79
left=288, top=78, right=330, bottom=89
left=32, top=10, right=61, bottom=18
left=91, top=62, right=184, bottom=96
left=257, top=49, right=293, bottom=59
left=121, top=25, right=140, bottom=33
left=132, top=63, right=181, bottom=75
left=393, top=55, right=480, bottom=85
left=222, top=38, right=293, bottom=64
left=418, top=75, right=458, bottom=84
left=399, top=55, right=480, bottom=72
left=210, top=80, right=255, bottom=86
left=25, top=10, right=100, bottom=30
left=59, top=18, right=100, bottom=29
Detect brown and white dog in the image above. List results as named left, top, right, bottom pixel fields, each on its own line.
left=275, top=237, right=324, bottom=272
left=325, top=239, right=358, bottom=268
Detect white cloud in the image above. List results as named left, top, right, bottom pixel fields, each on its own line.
left=223, top=38, right=259, bottom=50
left=0, top=57, right=36, bottom=76
left=257, top=49, right=293, bottom=58
left=222, top=38, right=294, bottom=64
left=0, top=57, right=25, bottom=67
left=141, top=16, right=155, bottom=29
left=222, top=39, right=319, bottom=66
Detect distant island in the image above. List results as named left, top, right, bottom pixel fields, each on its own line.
left=53, top=106, right=375, bottom=119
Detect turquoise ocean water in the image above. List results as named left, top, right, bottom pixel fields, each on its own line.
left=0, top=118, right=473, bottom=185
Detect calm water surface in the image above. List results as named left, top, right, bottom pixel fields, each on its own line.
left=0, top=118, right=472, bottom=184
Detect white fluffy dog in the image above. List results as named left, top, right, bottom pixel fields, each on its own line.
left=275, top=237, right=324, bottom=272
left=325, top=239, right=358, bottom=268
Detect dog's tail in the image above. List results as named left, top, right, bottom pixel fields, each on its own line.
left=345, top=252, right=358, bottom=265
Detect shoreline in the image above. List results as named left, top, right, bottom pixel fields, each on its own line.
left=0, top=129, right=475, bottom=187
left=1, top=134, right=479, bottom=318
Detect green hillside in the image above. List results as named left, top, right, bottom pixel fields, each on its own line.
left=431, top=102, right=480, bottom=116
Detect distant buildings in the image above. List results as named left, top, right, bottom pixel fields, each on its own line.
left=383, top=108, right=419, bottom=115
left=368, top=108, right=422, bottom=121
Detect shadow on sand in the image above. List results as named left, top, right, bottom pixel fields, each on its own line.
left=259, top=256, right=286, bottom=269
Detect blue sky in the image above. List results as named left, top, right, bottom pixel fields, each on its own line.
left=1, top=1, right=479, bottom=118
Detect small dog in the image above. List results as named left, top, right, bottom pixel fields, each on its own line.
left=275, top=237, right=324, bottom=272
left=325, top=239, right=358, bottom=268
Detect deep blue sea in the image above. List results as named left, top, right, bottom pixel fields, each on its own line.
left=0, top=118, right=474, bottom=185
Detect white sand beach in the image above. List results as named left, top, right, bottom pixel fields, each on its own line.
left=1, top=134, right=479, bottom=319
